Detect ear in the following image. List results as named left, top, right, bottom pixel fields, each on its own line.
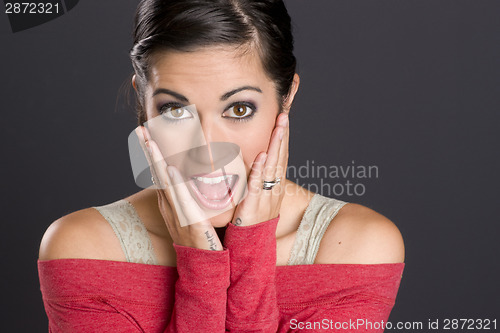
left=283, top=73, right=300, bottom=113
left=132, top=74, right=138, bottom=91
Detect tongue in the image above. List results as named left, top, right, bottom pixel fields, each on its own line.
left=195, top=179, right=230, bottom=200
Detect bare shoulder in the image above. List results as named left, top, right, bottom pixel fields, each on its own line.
left=315, top=202, right=405, bottom=264
left=38, top=206, right=125, bottom=261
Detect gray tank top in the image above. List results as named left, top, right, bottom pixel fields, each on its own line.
left=93, top=193, right=346, bottom=266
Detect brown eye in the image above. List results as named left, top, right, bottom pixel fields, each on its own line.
left=233, top=104, right=247, bottom=117
left=222, top=102, right=256, bottom=121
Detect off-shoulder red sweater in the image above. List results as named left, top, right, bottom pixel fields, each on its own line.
left=38, top=217, right=404, bottom=332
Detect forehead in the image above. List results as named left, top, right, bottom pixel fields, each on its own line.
left=147, top=46, right=274, bottom=94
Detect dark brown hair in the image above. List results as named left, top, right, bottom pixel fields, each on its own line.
left=130, top=0, right=296, bottom=125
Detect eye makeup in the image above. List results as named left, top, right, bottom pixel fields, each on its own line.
left=155, top=100, right=259, bottom=123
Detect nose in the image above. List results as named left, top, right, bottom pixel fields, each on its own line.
left=186, top=113, right=235, bottom=169
left=198, top=113, right=227, bottom=144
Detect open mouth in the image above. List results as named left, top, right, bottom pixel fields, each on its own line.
left=187, top=173, right=239, bottom=210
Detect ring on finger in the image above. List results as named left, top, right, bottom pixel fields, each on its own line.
left=263, top=177, right=280, bottom=190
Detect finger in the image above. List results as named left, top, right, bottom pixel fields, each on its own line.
left=135, top=126, right=158, bottom=187
left=137, top=128, right=174, bottom=223
left=276, top=113, right=289, bottom=180
left=232, top=152, right=270, bottom=226
left=141, top=127, right=172, bottom=190
left=167, top=165, right=211, bottom=227
left=247, top=152, right=267, bottom=200
left=156, top=188, right=174, bottom=222
left=262, top=122, right=284, bottom=182
left=270, top=113, right=289, bottom=197
left=142, top=128, right=185, bottom=218
left=139, top=127, right=180, bottom=224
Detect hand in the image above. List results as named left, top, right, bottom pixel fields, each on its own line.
left=136, top=126, right=223, bottom=251
left=231, top=112, right=289, bottom=226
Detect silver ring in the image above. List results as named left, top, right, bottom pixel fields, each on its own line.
left=263, top=177, right=280, bottom=190
left=151, top=176, right=156, bottom=185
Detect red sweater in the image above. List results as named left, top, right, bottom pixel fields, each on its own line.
left=38, top=217, right=404, bottom=332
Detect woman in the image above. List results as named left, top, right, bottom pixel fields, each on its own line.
left=38, top=0, right=405, bottom=332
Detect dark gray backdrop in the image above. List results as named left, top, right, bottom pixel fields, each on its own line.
left=1, top=1, right=499, bottom=331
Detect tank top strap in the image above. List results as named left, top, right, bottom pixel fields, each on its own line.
left=287, top=194, right=347, bottom=265
left=93, top=199, right=158, bottom=265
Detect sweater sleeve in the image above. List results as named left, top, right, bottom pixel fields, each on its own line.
left=38, top=246, right=230, bottom=333
left=223, top=216, right=280, bottom=332
left=275, top=264, right=405, bottom=332
left=165, top=244, right=229, bottom=332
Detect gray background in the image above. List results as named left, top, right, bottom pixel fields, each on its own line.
left=1, top=0, right=499, bottom=330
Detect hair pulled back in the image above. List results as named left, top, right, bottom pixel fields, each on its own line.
left=130, top=0, right=296, bottom=124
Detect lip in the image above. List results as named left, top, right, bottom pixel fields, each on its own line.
left=187, top=173, right=239, bottom=210
left=190, top=172, right=230, bottom=178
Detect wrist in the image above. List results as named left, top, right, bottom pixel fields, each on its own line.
left=230, top=214, right=280, bottom=228
left=172, top=228, right=223, bottom=251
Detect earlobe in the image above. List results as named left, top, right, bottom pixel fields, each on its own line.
left=284, top=73, right=300, bottom=112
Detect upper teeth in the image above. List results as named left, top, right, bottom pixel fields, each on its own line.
left=194, top=175, right=233, bottom=185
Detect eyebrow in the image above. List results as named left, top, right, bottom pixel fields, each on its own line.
left=152, top=88, right=189, bottom=102
left=152, top=86, right=262, bottom=103
left=220, top=86, right=262, bottom=101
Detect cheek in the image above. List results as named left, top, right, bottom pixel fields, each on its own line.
left=236, top=119, right=276, bottom=174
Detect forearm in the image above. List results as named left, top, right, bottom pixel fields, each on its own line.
left=224, top=216, right=280, bottom=332
left=164, top=244, right=230, bottom=332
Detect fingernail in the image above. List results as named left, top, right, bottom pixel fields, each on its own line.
left=262, top=153, right=268, bottom=163
left=279, top=128, right=284, bottom=140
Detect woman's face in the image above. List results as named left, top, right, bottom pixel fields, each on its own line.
left=141, top=46, right=283, bottom=226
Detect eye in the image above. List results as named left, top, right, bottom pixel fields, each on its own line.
left=222, top=103, right=255, bottom=120
left=160, top=104, right=194, bottom=122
